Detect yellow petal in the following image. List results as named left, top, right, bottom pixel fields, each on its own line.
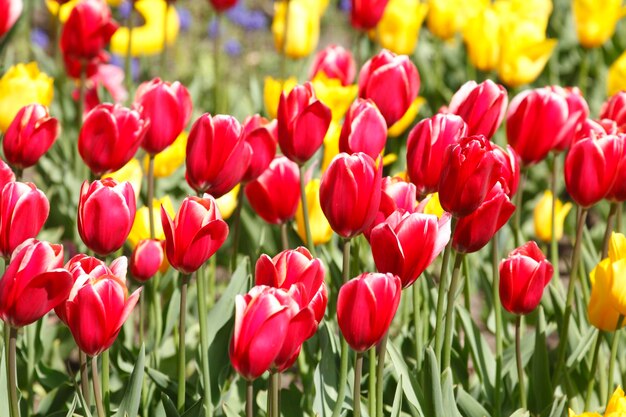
left=606, top=386, right=626, bottom=414
left=264, top=76, right=298, bottom=120
left=608, top=51, right=626, bottom=98
left=572, top=0, right=623, bottom=48
left=609, top=258, right=626, bottom=316
left=321, top=121, right=341, bottom=173
left=272, top=0, right=320, bottom=59
left=143, top=131, right=187, bottom=178
left=128, top=195, right=175, bottom=248
left=375, top=0, right=428, bottom=55
left=295, top=179, right=333, bottom=245
left=533, top=191, right=571, bottom=243
left=102, top=158, right=143, bottom=201
left=216, top=184, right=240, bottom=220
left=463, top=5, right=500, bottom=72
left=423, top=193, right=444, bottom=218
left=588, top=259, right=624, bottom=331
left=311, top=73, right=357, bottom=122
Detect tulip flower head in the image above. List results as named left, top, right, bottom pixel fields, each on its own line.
left=601, top=91, right=626, bottom=132
left=448, top=80, right=507, bottom=140
left=568, top=386, right=626, bottom=417
left=131, top=239, right=166, bottom=282
left=573, top=0, right=625, bottom=49
left=339, top=99, right=387, bottom=159
left=309, top=44, right=356, bottom=86
left=264, top=76, right=297, bottom=120
left=311, top=73, right=358, bottom=122
left=272, top=0, right=321, bottom=59
left=241, top=115, right=277, bottom=183
left=365, top=175, right=418, bottom=238
left=374, top=0, right=428, bottom=55
left=0, top=159, right=15, bottom=190
left=350, top=0, right=389, bottom=30
left=209, top=0, right=238, bottom=12
left=0, top=0, right=22, bottom=39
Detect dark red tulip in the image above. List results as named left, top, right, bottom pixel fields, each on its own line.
left=339, top=99, right=387, bottom=159
left=78, top=103, right=149, bottom=175
left=499, top=241, right=553, bottom=315
left=493, top=144, right=520, bottom=197
left=185, top=114, right=252, bottom=197
left=366, top=176, right=417, bottom=239
left=309, top=44, right=357, bottom=86
left=320, top=152, right=382, bottom=239
left=277, top=82, right=332, bottom=165
left=406, top=113, right=467, bottom=197
left=350, top=0, right=390, bottom=30
left=448, top=80, right=507, bottom=140
left=245, top=156, right=301, bottom=225
left=209, top=0, right=237, bottom=12
left=241, top=115, right=277, bottom=183
left=131, top=239, right=165, bottom=282
left=600, top=92, right=626, bottom=132
left=358, top=49, right=420, bottom=126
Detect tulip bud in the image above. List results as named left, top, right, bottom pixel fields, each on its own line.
left=337, top=272, right=401, bottom=352
left=499, top=241, right=553, bottom=315
left=309, top=44, right=356, bottom=86
left=245, top=156, right=301, bottom=225
left=339, top=99, right=387, bottom=159
left=358, top=49, right=420, bottom=126
left=185, top=114, right=252, bottom=197
left=350, top=0, right=389, bottom=30
left=77, top=179, right=136, bottom=256
left=277, top=82, right=332, bottom=165
left=0, top=182, right=49, bottom=259
left=295, top=179, right=333, bottom=246
left=320, top=152, right=382, bottom=238
left=370, top=210, right=451, bottom=288
left=209, top=0, right=237, bottom=12
left=134, top=78, right=192, bottom=155
left=448, top=80, right=507, bottom=139
left=3, top=104, right=59, bottom=170
left=241, top=115, right=277, bottom=183
left=131, top=239, right=165, bottom=282
left=0, top=239, right=72, bottom=328
left=492, top=144, right=520, bottom=197
left=600, top=92, right=626, bottom=132
left=0, top=0, right=22, bottom=38
left=365, top=176, right=418, bottom=238
left=533, top=191, right=572, bottom=243
left=161, top=195, right=229, bottom=274
left=438, top=135, right=502, bottom=217
left=406, top=113, right=467, bottom=198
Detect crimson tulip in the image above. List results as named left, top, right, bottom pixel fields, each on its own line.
left=499, top=241, right=554, bottom=315
left=0, top=182, right=49, bottom=259
left=350, top=0, right=389, bottom=30
left=186, top=114, right=252, bottom=197
left=134, top=78, right=193, bottom=155
left=358, top=49, right=419, bottom=126
left=547, top=86, right=589, bottom=152
left=370, top=210, right=451, bottom=288
left=493, top=144, right=520, bottom=197
left=131, top=239, right=165, bottom=282
left=339, top=99, right=387, bottom=159
left=0, top=0, right=22, bottom=38
left=277, top=82, right=332, bottom=165
left=406, top=113, right=467, bottom=197
left=241, top=115, right=277, bottom=183
left=161, top=194, right=229, bottom=274
left=3, top=104, right=59, bottom=170
left=438, top=135, right=502, bottom=217
left=0, top=159, right=15, bottom=189
left=309, top=44, right=356, bottom=86
left=245, top=156, right=301, bottom=225
left=600, top=92, right=626, bottom=132
left=337, top=272, right=401, bottom=352
left=0, top=239, right=72, bottom=328
left=320, top=152, right=382, bottom=239
left=447, top=80, right=507, bottom=140
left=209, top=0, right=237, bottom=12
left=366, top=176, right=417, bottom=239
left=78, top=103, right=149, bottom=175
left=77, top=179, right=136, bottom=256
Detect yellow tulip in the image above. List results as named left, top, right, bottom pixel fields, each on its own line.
left=382, top=153, right=398, bottom=166
left=494, top=0, right=552, bottom=32
left=423, top=193, right=444, bottom=218
left=588, top=258, right=624, bottom=331
left=606, top=386, right=626, bottom=415
left=533, top=191, right=572, bottom=243
left=216, top=184, right=240, bottom=220
left=111, top=0, right=180, bottom=57
left=102, top=158, right=143, bottom=201
left=143, top=131, right=187, bottom=178
left=46, top=0, right=123, bottom=22
left=296, top=179, right=333, bottom=246
left=311, top=73, right=358, bottom=122
left=375, top=0, right=428, bottom=55
left=463, top=6, right=501, bottom=72
left=426, top=0, right=488, bottom=40
left=264, top=76, right=298, bottom=120
left=608, top=233, right=626, bottom=316
left=608, top=51, right=626, bottom=97
left=128, top=195, right=176, bottom=248
left=0, top=62, right=54, bottom=132
left=388, top=97, right=425, bottom=138
left=567, top=411, right=601, bottom=417
left=272, top=0, right=320, bottom=59
left=321, top=121, right=341, bottom=173
left=573, top=0, right=626, bottom=49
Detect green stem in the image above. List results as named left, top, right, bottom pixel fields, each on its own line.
left=434, top=218, right=457, bottom=363
left=584, top=330, right=602, bottom=410
left=150, top=275, right=163, bottom=365
left=271, top=372, right=279, bottom=417
left=492, top=238, right=503, bottom=417
left=443, top=252, right=464, bottom=370
left=550, top=155, right=560, bottom=282
left=353, top=353, right=363, bottom=417
left=512, top=169, right=527, bottom=248
left=208, top=256, right=217, bottom=308
left=6, top=325, right=18, bottom=417
left=124, top=5, right=134, bottom=99
left=331, top=239, right=351, bottom=417
left=92, top=356, right=105, bottom=417
left=375, top=333, right=388, bottom=417
left=299, top=166, right=316, bottom=256
left=280, top=222, right=289, bottom=251
left=213, top=13, right=221, bottom=113
left=177, top=274, right=189, bottom=412
left=26, top=324, right=35, bottom=415
left=102, top=349, right=110, bottom=414
left=80, top=350, right=90, bottom=408
left=197, top=265, right=213, bottom=416
left=463, top=256, right=471, bottom=313
left=147, top=155, right=156, bottom=239
left=607, top=315, right=624, bottom=404
left=139, top=290, right=145, bottom=347
left=368, top=348, right=376, bottom=417
left=246, top=380, right=254, bottom=417
left=412, top=283, right=422, bottom=368
left=515, top=316, right=526, bottom=409
left=230, top=185, right=245, bottom=272
left=602, top=203, right=618, bottom=259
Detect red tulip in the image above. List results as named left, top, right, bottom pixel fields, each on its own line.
left=241, top=115, right=277, bottom=183
left=65, top=257, right=141, bottom=356
left=358, top=49, right=420, bottom=126
left=0, top=0, right=22, bottom=38
left=447, top=80, right=507, bottom=140
left=406, top=113, right=467, bottom=197
left=577, top=118, right=619, bottom=140
left=370, top=210, right=451, bottom=288
left=320, top=152, right=382, bottom=239
left=0, top=239, right=72, bottom=328
left=366, top=176, right=417, bottom=239
left=492, top=144, right=520, bottom=197
left=78, top=103, right=148, bottom=175
left=350, top=0, right=389, bottom=30
left=209, top=0, right=237, bottom=12
left=564, top=131, right=623, bottom=207
left=339, top=99, right=387, bottom=159
left=438, top=135, right=502, bottom=217
left=229, top=286, right=297, bottom=380
left=0, top=182, right=49, bottom=259
left=337, top=272, right=401, bottom=352
left=185, top=114, right=252, bottom=197
left=245, top=156, right=301, bottom=225
left=506, top=87, right=589, bottom=165
left=77, top=179, right=136, bottom=256
left=600, top=92, right=626, bottom=132
left=3, top=104, right=60, bottom=169
left=161, top=195, right=229, bottom=274
left=134, top=78, right=193, bottom=155
left=309, top=44, right=357, bottom=86
left=499, top=241, right=553, bottom=315
left=452, top=182, right=516, bottom=253
left=131, top=239, right=165, bottom=282
left=277, top=82, right=332, bottom=165
left=0, top=159, right=15, bottom=189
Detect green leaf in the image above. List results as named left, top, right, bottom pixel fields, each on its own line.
left=391, top=376, right=403, bottom=417
left=529, top=308, right=553, bottom=414
left=163, top=286, right=181, bottom=344
left=457, top=309, right=495, bottom=400
left=456, top=385, right=490, bottom=417
left=508, top=409, right=529, bottom=417
left=64, top=395, right=78, bottom=417
left=387, top=339, right=424, bottom=416
left=422, top=347, right=444, bottom=417
left=545, top=396, right=567, bottom=417
left=0, top=347, right=9, bottom=413
left=181, top=399, right=206, bottom=417
left=161, top=392, right=180, bottom=417
left=313, top=322, right=339, bottom=417
left=566, top=326, right=597, bottom=368
left=114, top=344, right=145, bottom=417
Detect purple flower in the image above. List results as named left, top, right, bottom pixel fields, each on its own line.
left=119, top=0, right=132, bottom=19
left=225, top=3, right=268, bottom=31
left=207, top=18, right=221, bottom=39
left=224, top=39, right=242, bottom=56
left=177, top=7, right=192, bottom=32
left=31, top=28, right=50, bottom=49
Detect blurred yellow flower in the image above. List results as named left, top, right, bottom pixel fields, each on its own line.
left=388, top=97, right=425, bottom=138
left=375, top=0, right=428, bottom=55
left=143, top=131, right=187, bottom=178
left=311, top=73, right=357, bottom=122
left=382, top=153, right=397, bottom=166
left=608, top=233, right=626, bottom=316
left=423, top=193, right=444, bottom=218
left=588, top=257, right=624, bottom=332
left=296, top=179, right=333, bottom=246
left=46, top=0, right=123, bottom=22
left=606, top=386, right=626, bottom=415
left=216, top=184, right=240, bottom=220
left=494, top=0, right=552, bottom=32
left=0, top=62, right=54, bottom=132
left=533, top=191, right=572, bottom=243
left=111, top=0, right=180, bottom=57
left=321, top=121, right=341, bottom=172
left=427, top=0, right=488, bottom=40
left=573, top=0, right=626, bottom=49
left=608, top=51, right=626, bottom=97
left=463, top=6, right=501, bottom=72
left=103, top=158, right=143, bottom=201
left=264, top=76, right=298, bottom=120
left=272, top=0, right=321, bottom=59
left=128, top=195, right=176, bottom=248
